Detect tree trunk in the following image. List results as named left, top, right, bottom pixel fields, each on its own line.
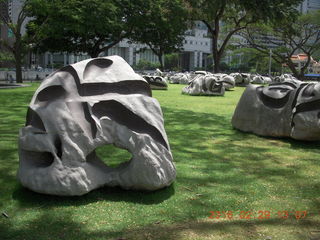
left=212, top=19, right=220, bottom=73
left=15, top=54, right=22, bottom=83
left=14, top=36, right=23, bottom=83
left=90, top=51, right=100, bottom=58
left=157, top=54, right=164, bottom=71
left=287, top=61, right=301, bottom=80
left=213, top=50, right=221, bottom=73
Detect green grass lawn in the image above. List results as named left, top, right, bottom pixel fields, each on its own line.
left=1, top=83, right=320, bottom=240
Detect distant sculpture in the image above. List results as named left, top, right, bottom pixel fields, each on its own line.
left=182, top=74, right=225, bottom=96
left=142, top=75, right=168, bottom=90
left=18, top=56, right=176, bottom=196
left=214, top=74, right=235, bottom=90
left=232, top=80, right=320, bottom=140
left=169, top=73, right=190, bottom=84
left=230, top=73, right=251, bottom=86
left=273, top=74, right=299, bottom=83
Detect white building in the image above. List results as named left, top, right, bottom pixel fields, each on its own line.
left=299, top=0, right=320, bottom=13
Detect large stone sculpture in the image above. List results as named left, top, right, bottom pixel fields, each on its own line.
left=182, top=74, right=225, bottom=96
left=18, top=56, right=176, bottom=196
left=232, top=80, right=320, bottom=140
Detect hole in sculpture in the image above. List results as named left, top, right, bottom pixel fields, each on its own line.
left=21, top=150, right=54, bottom=168
left=95, top=144, right=132, bottom=168
left=92, top=100, right=168, bottom=149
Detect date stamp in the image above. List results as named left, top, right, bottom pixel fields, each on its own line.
left=208, top=210, right=308, bottom=220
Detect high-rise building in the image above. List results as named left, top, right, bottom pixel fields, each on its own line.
left=299, top=0, right=320, bottom=13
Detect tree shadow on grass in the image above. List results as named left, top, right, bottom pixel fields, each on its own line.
left=1, top=90, right=320, bottom=239
left=12, top=183, right=175, bottom=208
left=160, top=106, right=320, bottom=214
left=0, top=209, right=319, bottom=240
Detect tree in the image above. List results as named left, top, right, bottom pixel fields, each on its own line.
left=0, top=51, right=13, bottom=65
left=229, top=47, right=281, bottom=74
left=243, top=10, right=320, bottom=79
left=0, top=0, right=30, bottom=83
left=186, top=0, right=303, bottom=73
left=27, top=0, right=143, bottom=58
left=130, top=0, right=189, bottom=70
left=164, top=53, right=180, bottom=71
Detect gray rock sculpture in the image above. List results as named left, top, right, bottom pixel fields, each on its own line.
left=215, top=74, right=235, bottom=90
left=230, top=73, right=251, bottom=86
left=274, top=74, right=299, bottom=83
left=169, top=73, right=189, bottom=84
left=232, top=80, right=320, bottom=140
left=251, top=75, right=265, bottom=84
left=182, top=74, right=225, bottom=96
left=142, top=75, right=168, bottom=90
left=18, top=56, right=176, bottom=196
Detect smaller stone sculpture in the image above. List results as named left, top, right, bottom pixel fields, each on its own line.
left=273, top=74, right=299, bottom=83
left=232, top=80, right=320, bottom=140
left=182, top=74, right=225, bottom=96
left=230, top=73, right=251, bottom=86
left=216, top=74, right=235, bottom=90
left=142, top=75, right=168, bottom=90
left=169, top=73, right=190, bottom=84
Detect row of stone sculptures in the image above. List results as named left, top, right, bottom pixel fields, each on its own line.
left=139, top=71, right=295, bottom=93
left=181, top=71, right=236, bottom=96
left=169, top=72, right=273, bottom=86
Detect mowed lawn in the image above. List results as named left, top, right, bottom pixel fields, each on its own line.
left=0, top=83, right=320, bottom=240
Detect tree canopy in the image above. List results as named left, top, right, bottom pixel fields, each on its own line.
left=27, top=0, right=145, bottom=57
left=129, top=0, right=189, bottom=70
left=186, top=0, right=303, bottom=73
left=243, top=10, right=320, bottom=79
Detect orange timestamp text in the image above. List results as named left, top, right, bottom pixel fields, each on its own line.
left=208, top=210, right=308, bottom=220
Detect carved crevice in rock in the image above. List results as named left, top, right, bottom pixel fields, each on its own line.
left=25, top=107, right=46, bottom=132
left=82, top=102, right=97, bottom=138
left=21, top=150, right=54, bottom=168
left=256, top=86, right=292, bottom=109
left=92, top=100, right=168, bottom=149
left=83, top=58, right=113, bottom=81
left=54, top=136, right=62, bottom=159
left=79, top=81, right=152, bottom=96
left=37, top=85, right=66, bottom=102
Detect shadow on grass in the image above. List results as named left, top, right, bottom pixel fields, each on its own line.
left=1, top=209, right=319, bottom=240
left=12, top=183, right=175, bottom=208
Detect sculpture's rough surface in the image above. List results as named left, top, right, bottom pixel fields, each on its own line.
left=142, top=75, right=168, bottom=90
left=18, top=56, right=176, bottom=196
left=232, top=80, right=320, bottom=140
left=182, top=74, right=225, bottom=96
